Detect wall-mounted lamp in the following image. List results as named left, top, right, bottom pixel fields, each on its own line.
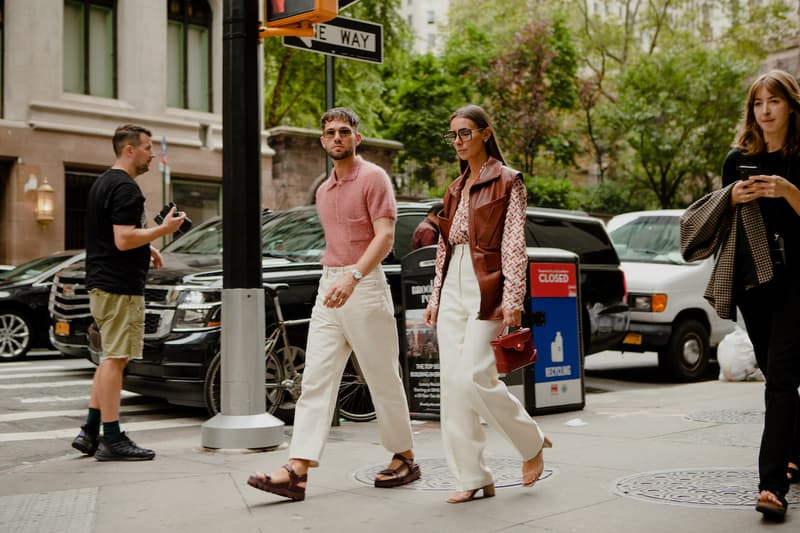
left=35, top=178, right=55, bottom=225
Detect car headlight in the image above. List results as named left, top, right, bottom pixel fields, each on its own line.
left=629, top=293, right=667, bottom=313
left=173, top=289, right=221, bottom=330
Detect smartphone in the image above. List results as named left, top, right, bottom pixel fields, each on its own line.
left=737, top=164, right=759, bottom=180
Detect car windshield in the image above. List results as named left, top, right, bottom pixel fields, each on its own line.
left=162, top=208, right=325, bottom=261
left=261, top=208, right=326, bottom=261
left=609, top=215, right=689, bottom=265
left=0, top=254, right=75, bottom=282
left=163, top=218, right=224, bottom=255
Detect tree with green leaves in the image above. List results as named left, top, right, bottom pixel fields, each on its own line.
left=604, top=48, right=751, bottom=208
left=262, top=0, right=412, bottom=135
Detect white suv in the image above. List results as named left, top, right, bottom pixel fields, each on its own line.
left=607, top=210, right=735, bottom=381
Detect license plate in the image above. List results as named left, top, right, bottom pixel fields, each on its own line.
left=55, top=321, right=70, bottom=336
left=623, top=332, right=642, bottom=345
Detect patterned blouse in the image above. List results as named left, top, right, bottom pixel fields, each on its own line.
left=428, top=176, right=527, bottom=314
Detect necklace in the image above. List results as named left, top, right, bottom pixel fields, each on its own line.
left=469, top=160, right=488, bottom=183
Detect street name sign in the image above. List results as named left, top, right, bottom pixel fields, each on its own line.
left=283, top=16, right=383, bottom=64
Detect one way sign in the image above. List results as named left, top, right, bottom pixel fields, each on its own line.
left=283, top=16, right=383, bottom=64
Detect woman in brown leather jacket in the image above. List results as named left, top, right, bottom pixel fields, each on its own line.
left=423, top=104, right=550, bottom=504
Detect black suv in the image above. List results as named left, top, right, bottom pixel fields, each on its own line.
left=49, top=203, right=628, bottom=416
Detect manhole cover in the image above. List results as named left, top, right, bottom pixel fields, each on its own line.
left=615, top=468, right=800, bottom=509
left=353, top=456, right=555, bottom=490
left=685, top=409, right=764, bottom=424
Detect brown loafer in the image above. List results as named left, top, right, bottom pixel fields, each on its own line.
left=374, top=453, right=421, bottom=488
left=247, top=463, right=307, bottom=501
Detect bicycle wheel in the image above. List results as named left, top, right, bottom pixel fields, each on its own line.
left=203, top=347, right=286, bottom=416
left=337, top=353, right=377, bottom=422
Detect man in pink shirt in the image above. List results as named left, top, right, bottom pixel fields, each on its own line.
left=247, top=108, right=419, bottom=501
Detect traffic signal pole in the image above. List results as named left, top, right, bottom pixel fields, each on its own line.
left=201, top=0, right=285, bottom=450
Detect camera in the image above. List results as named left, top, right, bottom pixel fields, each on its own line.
left=154, top=202, right=192, bottom=236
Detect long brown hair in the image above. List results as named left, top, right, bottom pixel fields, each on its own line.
left=450, top=105, right=506, bottom=175
left=734, top=69, right=800, bottom=157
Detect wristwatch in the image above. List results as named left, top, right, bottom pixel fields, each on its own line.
left=351, top=269, right=363, bottom=283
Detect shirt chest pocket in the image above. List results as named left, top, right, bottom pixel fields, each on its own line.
left=347, top=216, right=373, bottom=243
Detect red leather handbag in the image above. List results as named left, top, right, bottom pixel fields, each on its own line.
left=490, top=327, right=537, bottom=374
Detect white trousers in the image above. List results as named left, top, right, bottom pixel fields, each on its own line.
left=437, top=245, right=544, bottom=491
left=289, top=265, right=414, bottom=466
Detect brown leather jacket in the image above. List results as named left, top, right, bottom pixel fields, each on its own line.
left=438, top=157, right=522, bottom=320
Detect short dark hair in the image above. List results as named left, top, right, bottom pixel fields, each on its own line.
left=320, top=107, right=359, bottom=131
left=113, top=124, right=152, bottom=156
left=427, top=201, right=443, bottom=215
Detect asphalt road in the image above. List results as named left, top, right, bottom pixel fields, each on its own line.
left=0, top=349, right=717, bottom=473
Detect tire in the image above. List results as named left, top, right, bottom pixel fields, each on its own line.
left=337, top=354, right=377, bottom=422
left=0, top=311, right=33, bottom=360
left=658, top=319, right=710, bottom=382
left=204, top=347, right=286, bottom=416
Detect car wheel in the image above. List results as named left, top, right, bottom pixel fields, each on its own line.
left=0, top=311, right=33, bottom=360
left=204, top=348, right=286, bottom=416
left=658, top=319, right=710, bottom=382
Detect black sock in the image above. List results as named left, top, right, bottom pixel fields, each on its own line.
left=103, top=421, right=122, bottom=443
left=85, top=408, right=101, bottom=435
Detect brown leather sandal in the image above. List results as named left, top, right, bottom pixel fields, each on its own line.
left=374, top=453, right=421, bottom=488
left=247, top=464, right=307, bottom=501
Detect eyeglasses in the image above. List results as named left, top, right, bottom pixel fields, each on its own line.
left=443, top=127, right=485, bottom=144
left=322, top=127, right=354, bottom=139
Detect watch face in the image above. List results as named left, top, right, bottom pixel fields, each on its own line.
left=352, top=269, right=363, bottom=280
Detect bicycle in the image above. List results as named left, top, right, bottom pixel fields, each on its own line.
left=203, top=282, right=380, bottom=422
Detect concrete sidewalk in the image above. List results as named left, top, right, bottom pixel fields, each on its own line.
left=2, top=378, right=798, bottom=533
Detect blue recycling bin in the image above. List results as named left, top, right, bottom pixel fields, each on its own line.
left=519, top=248, right=585, bottom=415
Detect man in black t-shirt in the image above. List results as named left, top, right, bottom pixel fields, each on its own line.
left=71, top=124, right=185, bottom=461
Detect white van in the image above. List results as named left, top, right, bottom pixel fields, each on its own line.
left=607, top=210, right=735, bottom=381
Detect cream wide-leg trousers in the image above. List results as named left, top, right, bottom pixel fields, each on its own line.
left=437, top=244, right=544, bottom=491
left=289, top=265, right=414, bottom=466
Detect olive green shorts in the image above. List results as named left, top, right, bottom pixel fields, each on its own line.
left=89, top=288, right=144, bottom=360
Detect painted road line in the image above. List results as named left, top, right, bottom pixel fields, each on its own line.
left=0, top=380, right=91, bottom=390
left=0, top=371, right=93, bottom=380
left=15, top=391, right=139, bottom=403
left=0, top=405, right=163, bottom=423
left=0, top=418, right=202, bottom=443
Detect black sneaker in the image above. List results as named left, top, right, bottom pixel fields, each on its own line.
left=71, top=425, right=99, bottom=456
left=94, top=432, right=155, bottom=461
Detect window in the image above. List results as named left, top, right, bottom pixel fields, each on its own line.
left=167, top=0, right=212, bottom=112
left=63, top=0, right=116, bottom=98
left=426, top=10, right=434, bottom=24
left=171, top=178, right=221, bottom=227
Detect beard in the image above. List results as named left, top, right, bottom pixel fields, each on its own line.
left=135, top=162, right=150, bottom=176
left=327, top=145, right=354, bottom=161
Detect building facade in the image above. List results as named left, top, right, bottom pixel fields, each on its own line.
left=0, top=0, right=401, bottom=266
left=398, top=0, right=449, bottom=54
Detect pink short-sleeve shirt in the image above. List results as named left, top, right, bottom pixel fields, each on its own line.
left=316, top=156, right=397, bottom=266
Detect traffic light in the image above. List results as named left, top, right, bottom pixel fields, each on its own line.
left=265, top=0, right=337, bottom=27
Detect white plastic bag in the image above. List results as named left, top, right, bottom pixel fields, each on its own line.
left=717, top=325, right=764, bottom=382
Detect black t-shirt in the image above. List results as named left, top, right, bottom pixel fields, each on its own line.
left=86, top=168, right=151, bottom=295
left=721, top=148, right=800, bottom=283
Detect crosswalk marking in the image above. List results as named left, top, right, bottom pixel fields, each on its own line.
left=0, top=380, right=91, bottom=390
left=0, top=359, right=206, bottom=448
left=0, top=371, right=93, bottom=380
left=15, top=391, right=138, bottom=404
left=0, top=418, right=202, bottom=443
left=0, top=404, right=163, bottom=423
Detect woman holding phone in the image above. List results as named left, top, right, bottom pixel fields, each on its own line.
left=718, top=69, right=800, bottom=520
